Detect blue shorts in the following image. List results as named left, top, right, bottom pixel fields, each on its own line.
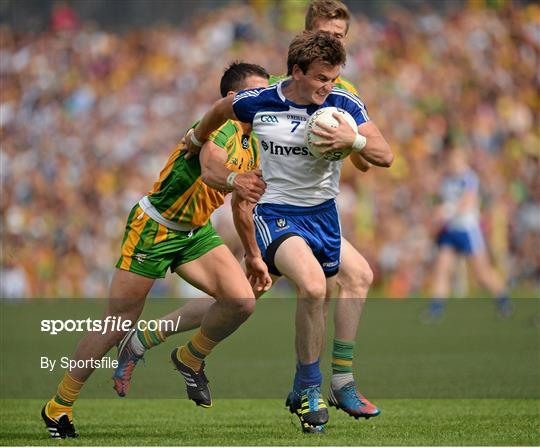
left=437, top=225, right=486, bottom=255
left=253, top=199, right=341, bottom=277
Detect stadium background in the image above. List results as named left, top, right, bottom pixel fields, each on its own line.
left=0, top=1, right=539, bottom=445
left=1, top=0, right=538, bottom=299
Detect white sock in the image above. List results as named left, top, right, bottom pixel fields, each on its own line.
left=129, top=331, right=146, bottom=356
left=331, top=372, right=354, bottom=390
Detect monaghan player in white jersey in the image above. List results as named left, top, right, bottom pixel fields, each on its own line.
left=425, top=147, right=512, bottom=321
left=187, top=31, right=393, bottom=432
left=180, top=0, right=383, bottom=425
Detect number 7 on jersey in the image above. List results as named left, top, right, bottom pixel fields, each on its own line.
left=291, top=120, right=301, bottom=133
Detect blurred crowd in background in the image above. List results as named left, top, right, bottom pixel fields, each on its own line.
left=1, top=0, right=539, bottom=299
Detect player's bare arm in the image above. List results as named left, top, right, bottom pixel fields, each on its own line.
left=357, top=121, right=393, bottom=167
left=231, top=192, right=272, bottom=293
left=350, top=152, right=371, bottom=172
left=199, top=140, right=266, bottom=203
left=311, top=114, right=393, bottom=167
left=186, top=96, right=237, bottom=158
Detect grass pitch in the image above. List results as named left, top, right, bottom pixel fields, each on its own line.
left=2, top=398, right=539, bottom=445
left=1, top=296, right=539, bottom=445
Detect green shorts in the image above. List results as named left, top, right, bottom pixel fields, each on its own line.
left=116, top=204, right=224, bottom=279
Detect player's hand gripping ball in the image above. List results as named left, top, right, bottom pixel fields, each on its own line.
left=305, top=107, right=358, bottom=161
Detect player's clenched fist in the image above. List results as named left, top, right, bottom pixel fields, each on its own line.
left=231, top=169, right=266, bottom=204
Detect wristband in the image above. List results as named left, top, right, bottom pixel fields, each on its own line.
left=226, top=171, right=238, bottom=191
left=190, top=131, right=204, bottom=147
left=352, top=133, right=367, bottom=153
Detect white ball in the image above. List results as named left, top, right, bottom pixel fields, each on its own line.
left=305, top=107, right=358, bottom=161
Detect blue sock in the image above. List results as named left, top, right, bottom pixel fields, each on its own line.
left=495, top=291, right=512, bottom=314
left=429, top=298, right=446, bottom=317
left=293, top=359, right=322, bottom=394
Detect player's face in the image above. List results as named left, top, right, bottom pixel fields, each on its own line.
left=312, top=18, right=348, bottom=43
left=294, top=60, right=341, bottom=105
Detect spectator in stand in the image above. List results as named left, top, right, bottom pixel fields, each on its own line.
left=50, top=1, right=80, bottom=34
left=1, top=2, right=538, bottom=298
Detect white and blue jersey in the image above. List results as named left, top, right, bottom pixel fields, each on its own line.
left=233, top=80, right=369, bottom=207
left=232, top=80, right=370, bottom=275
left=437, top=169, right=485, bottom=255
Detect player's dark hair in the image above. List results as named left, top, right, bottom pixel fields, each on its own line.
left=287, top=31, right=346, bottom=76
left=305, top=0, right=351, bottom=34
left=220, top=62, right=270, bottom=97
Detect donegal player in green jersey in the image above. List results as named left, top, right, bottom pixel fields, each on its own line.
left=41, top=63, right=271, bottom=439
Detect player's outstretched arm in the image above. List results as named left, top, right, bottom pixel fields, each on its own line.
left=200, top=141, right=266, bottom=203
left=231, top=192, right=272, bottom=293
left=185, top=96, right=238, bottom=159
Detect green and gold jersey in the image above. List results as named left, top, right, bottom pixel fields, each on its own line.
left=268, top=74, right=359, bottom=95
left=147, top=121, right=258, bottom=227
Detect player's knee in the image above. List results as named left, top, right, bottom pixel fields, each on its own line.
left=357, top=264, right=374, bottom=290
left=241, top=298, right=256, bottom=317
left=217, top=282, right=256, bottom=318
left=228, top=296, right=256, bottom=319
left=338, top=262, right=373, bottom=295
left=298, top=279, right=326, bottom=300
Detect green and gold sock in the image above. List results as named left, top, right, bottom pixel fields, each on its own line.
left=178, top=329, right=218, bottom=371
left=136, top=327, right=166, bottom=350
left=332, top=338, right=355, bottom=374
left=46, top=372, right=84, bottom=421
